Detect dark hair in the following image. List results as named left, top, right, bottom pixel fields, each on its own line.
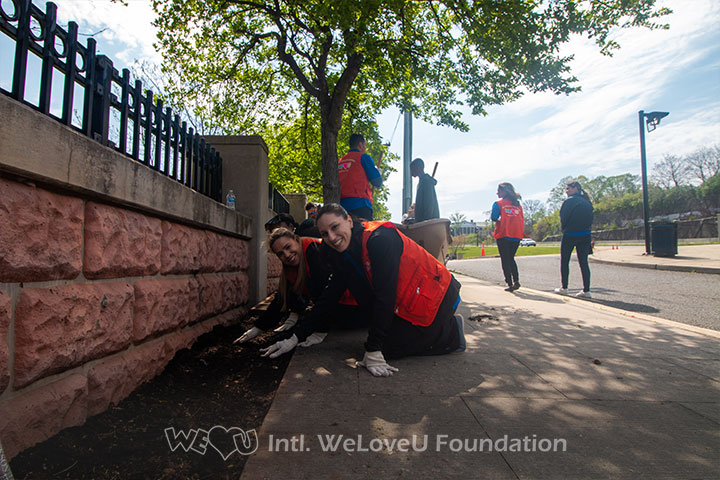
left=316, top=203, right=349, bottom=224
left=268, top=227, right=306, bottom=311
left=567, top=179, right=592, bottom=204
left=410, top=158, right=424, bottom=170
left=304, top=202, right=316, bottom=211
left=264, top=213, right=297, bottom=232
left=349, top=133, right=365, bottom=148
left=498, top=182, right=522, bottom=206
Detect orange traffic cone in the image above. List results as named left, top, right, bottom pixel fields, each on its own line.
left=481, top=242, right=485, bottom=256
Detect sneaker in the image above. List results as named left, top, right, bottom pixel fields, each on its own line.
left=504, top=285, right=514, bottom=292
left=575, top=290, right=592, bottom=298
left=554, top=287, right=568, bottom=295
left=512, top=282, right=521, bottom=291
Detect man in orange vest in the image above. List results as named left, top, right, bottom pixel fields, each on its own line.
left=338, top=133, right=383, bottom=220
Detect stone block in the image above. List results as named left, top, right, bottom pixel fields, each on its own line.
left=0, top=374, right=87, bottom=459
left=199, top=231, right=223, bottom=273
left=267, top=277, right=280, bottom=295
left=84, top=202, right=162, bottom=279
left=0, top=178, right=83, bottom=282
left=14, top=283, right=134, bottom=388
left=160, top=221, right=204, bottom=274
left=133, top=278, right=199, bottom=343
left=227, top=271, right=251, bottom=307
left=0, top=290, right=10, bottom=394
left=87, top=340, right=168, bottom=416
left=267, top=251, right=283, bottom=277
left=217, top=234, right=250, bottom=272
left=196, top=274, right=226, bottom=319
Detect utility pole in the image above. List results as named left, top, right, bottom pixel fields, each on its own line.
left=402, top=110, right=412, bottom=215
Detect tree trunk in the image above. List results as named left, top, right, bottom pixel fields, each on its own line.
left=319, top=101, right=343, bottom=204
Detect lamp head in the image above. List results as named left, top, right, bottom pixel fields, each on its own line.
left=645, top=111, right=669, bottom=132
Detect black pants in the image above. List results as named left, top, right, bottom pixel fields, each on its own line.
left=496, top=238, right=520, bottom=286
left=347, top=205, right=372, bottom=221
left=560, top=234, right=591, bottom=292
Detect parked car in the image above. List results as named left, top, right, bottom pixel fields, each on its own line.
left=519, top=238, right=537, bottom=246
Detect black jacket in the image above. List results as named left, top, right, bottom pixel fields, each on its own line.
left=295, top=223, right=460, bottom=353
left=560, top=194, right=594, bottom=234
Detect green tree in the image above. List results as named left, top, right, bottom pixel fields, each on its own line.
left=522, top=199, right=546, bottom=229
left=547, top=175, right=588, bottom=210
left=153, top=0, right=670, bottom=204
left=449, top=211, right=468, bottom=234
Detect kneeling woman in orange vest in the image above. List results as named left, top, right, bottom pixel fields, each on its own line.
left=235, top=227, right=361, bottom=346
left=260, top=204, right=466, bottom=377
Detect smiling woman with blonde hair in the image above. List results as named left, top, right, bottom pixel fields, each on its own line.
left=260, top=204, right=466, bottom=377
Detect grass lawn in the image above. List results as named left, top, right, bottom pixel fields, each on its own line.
left=454, top=245, right=560, bottom=259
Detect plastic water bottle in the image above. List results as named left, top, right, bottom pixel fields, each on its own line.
left=225, top=189, right=236, bottom=210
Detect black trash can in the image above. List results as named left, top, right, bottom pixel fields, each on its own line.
left=651, top=221, right=678, bottom=257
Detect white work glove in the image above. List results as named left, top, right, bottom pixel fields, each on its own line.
left=298, top=332, right=327, bottom=347
left=234, top=327, right=262, bottom=344
left=273, top=312, right=299, bottom=332
left=260, top=334, right=298, bottom=358
left=356, top=351, right=398, bottom=377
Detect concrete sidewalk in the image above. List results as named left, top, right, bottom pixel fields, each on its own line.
left=240, top=274, right=720, bottom=480
left=590, top=244, right=720, bottom=274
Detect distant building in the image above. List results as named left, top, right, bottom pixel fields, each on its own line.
left=451, top=219, right=491, bottom=236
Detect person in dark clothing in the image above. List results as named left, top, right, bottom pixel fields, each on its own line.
left=410, top=158, right=440, bottom=222
left=260, top=204, right=465, bottom=377
left=264, top=213, right=298, bottom=234
left=235, top=228, right=360, bottom=345
left=296, top=202, right=321, bottom=238
left=490, top=182, right=524, bottom=291
left=554, top=179, right=594, bottom=298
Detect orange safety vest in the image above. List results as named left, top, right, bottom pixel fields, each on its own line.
left=338, top=150, right=373, bottom=203
left=493, top=198, right=525, bottom=239
left=301, top=237, right=357, bottom=306
left=360, top=221, right=452, bottom=326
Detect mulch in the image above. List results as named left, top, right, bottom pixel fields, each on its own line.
left=9, top=317, right=293, bottom=480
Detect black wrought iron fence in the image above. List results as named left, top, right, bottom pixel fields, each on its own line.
left=0, top=0, right=222, bottom=202
left=269, top=183, right=289, bottom=214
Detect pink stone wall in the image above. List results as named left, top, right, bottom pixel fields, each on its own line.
left=14, top=282, right=134, bottom=388
left=267, top=251, right=282, bottom=295
left=84, top=202, right=163, bottom=279
left=0, top=178, right=83, bottom=282
left=0, top=291, right=10, bottom=394
left=0, top=177, right=251, bottom=459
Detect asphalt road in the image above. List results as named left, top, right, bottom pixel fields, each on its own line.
left=448, top=254, right=720, bottom=331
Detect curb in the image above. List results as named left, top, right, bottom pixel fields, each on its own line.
left=589, top=256, right=720, bottom=275
left=512, top=284, right=720, bottom=340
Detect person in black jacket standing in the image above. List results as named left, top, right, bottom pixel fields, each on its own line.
left=554, top=180, right=594, bottom=298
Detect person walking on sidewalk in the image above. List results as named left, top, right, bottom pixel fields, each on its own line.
left=555, top=179, right=594, bottom=298
left=491, top=182, right=524, bottom=292
left=260, top=204, right=466, bottom=377
left=338, top=133, right=383, bottom=220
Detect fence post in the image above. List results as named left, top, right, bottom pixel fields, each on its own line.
left=204, top=135, right=269, bottom=304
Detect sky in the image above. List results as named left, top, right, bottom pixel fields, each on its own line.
left=3, top=0, right=719, bottom=223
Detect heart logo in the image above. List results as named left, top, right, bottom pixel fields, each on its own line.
left=234, top=428, right=259, bottom=456
left=207, top=425, right=245, bottom=460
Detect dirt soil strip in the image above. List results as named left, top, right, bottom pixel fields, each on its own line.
left=10, top=318, right=293, bottom=480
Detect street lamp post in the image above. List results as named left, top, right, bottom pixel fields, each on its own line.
left=638, top=110, right=669, bottom=255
